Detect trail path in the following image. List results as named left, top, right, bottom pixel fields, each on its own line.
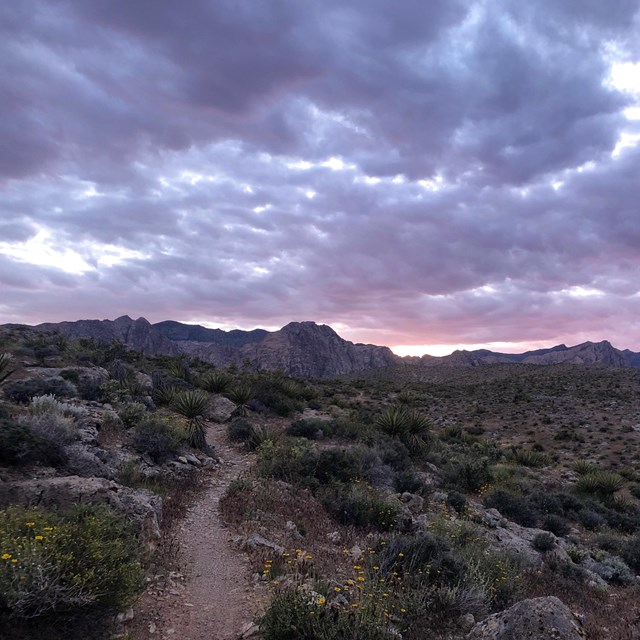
left=131, top=424, right=260, bottom=640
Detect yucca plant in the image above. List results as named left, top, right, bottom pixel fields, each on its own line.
left=511, top=449, right=551, bottom=468
left=576, top=471, right=625, bottom=497
left=574, top=459, right=598, bottom=476
left=200, top=371, right=231, bottom=394
left=173, top=390, right=209, bottom=450
left=402, top=409, right=433, bottom=450
left=227, top=384, right=253, bottom=417
left=152, top=383, right=178, bottom=406
left=375, top=406, right=432, bottom=450
left=375, top=406, right=409, bottom=436
left=167, top=356, right=190, bottom=381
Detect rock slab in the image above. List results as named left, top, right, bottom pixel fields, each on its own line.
left=467, top=596, right=585, bottom=640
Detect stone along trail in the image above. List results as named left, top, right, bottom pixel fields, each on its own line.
left=131, top=423, right=260, bottom=640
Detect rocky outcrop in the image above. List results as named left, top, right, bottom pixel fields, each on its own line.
left=38, top=316, right=177, bottom=356
left=466, top=596, right=586, bottom=639
left=522, top=340, right=628, bottom=366
left=240, top=322, right=397, bottom=377
left=32, top=318, right=399, bottom=377
left=0, top=476, right=162, bottom=548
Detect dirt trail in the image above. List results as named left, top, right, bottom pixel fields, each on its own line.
left=131, top=424, right=260, bottom=640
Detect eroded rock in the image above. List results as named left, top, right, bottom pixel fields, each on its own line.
left=466, top=596, right=585, bottom=640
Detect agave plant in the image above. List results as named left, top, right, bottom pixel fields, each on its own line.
left=200, top=371, right=231, bottom=394
left=173, top=390, right=209, bottom=450
left=226, top=384, right=253, bottom=417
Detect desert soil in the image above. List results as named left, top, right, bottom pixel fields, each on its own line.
left=129, top=424, right=261, bottom=640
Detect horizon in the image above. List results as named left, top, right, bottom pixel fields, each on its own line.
left=1, top=3, right=640, bottom=351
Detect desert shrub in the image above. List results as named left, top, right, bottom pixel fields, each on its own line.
left=117, top=402, right=147, bottom=428
left=443, top=457, right=493, bottom=493
left=131, top=417, right=185, bottom=462
left=28, top=395, right=86, bottom=420
left=0, top=418, right=69, bottom=467
left=395, top=470, right=426, bottom=495
left=312, top=448, right=363, bottom=485
left=0, top=504, right=143, bottom=618
left=227, top=418, right=254, bottom=443
left=371, top=436, right=411, bottom=471
left=541, top=514, right=571, bottom=537
left=447, top=491, right=468, bottom=514
left=321, top=483, right=399, bottom=530
left=286, top=418, right=333, bottom=440
left=257, top=438, right=315, bottom=483
left=3, top=378, right=76, bottom=404
left=252, top=385, right=302, bottom=417
left=259, top=590, right=387, bottom=640
left=621, top=534, right=640, bottom=573
left=483, top=488, right=536, bottom=527
left=532, top=532, right=556, bottom=552
left=377, top=532, right=464, bottom=585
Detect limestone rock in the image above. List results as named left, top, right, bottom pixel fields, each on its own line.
left=466, top=596, right=585, bottom=639
left=207, top=395, right=237, bottom=422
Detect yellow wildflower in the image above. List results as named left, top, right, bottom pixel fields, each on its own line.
left=1, top=554, right=12, bottom=560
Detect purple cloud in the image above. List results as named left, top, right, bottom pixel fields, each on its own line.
left=1, top=1, right=640, bottom=353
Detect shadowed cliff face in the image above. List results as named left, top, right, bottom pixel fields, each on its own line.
left=34, top=317, right=399, bottom=377
left=28, top=317, right=639, bottom=376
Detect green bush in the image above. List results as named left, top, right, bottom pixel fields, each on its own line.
left=118, top=402, right=148, bottom=428
left=622, top=534, right=640, bottom=573
left=0, top=504, right=143, bottom=618
left=483, top=489, right=536, bottom=527
left=131, top=417, right=185, bottom=462
left=259, top=590, right=387, bottom=640
left=3, top=378, right=76, bottom=404
left=286, top=418, right=333, bottom=440
left=443, top=457, right=493, bottom=493
left=532, top=532, right=556, bottom=552
left=227, top=418, right=254, bottom=443
left=541, top=514, right=571, bottom=537
left=0, top=419, right=69, bottom=467
left=321, top=484, right=399, bottom=530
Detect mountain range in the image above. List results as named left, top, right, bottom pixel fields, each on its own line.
left=13, top=315, right=640, bottom=377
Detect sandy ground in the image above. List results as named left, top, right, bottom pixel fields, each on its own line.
left=129, top=424, right=260, bottom=640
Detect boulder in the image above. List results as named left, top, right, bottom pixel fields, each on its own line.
left=466, top=596, right=585, bottom=640
left=207, top=395, right=237, bottom=422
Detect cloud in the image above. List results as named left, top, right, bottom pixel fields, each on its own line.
left=1, top=1, right=640, bottom=352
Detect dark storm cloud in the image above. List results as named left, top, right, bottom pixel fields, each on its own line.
left=1, top=1, right=640, bottom=351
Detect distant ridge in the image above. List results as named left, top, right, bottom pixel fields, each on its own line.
left=6, top=316, right=639, bottom=377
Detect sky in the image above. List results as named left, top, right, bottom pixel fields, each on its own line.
left=1, top=1, right=640, bottom=357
